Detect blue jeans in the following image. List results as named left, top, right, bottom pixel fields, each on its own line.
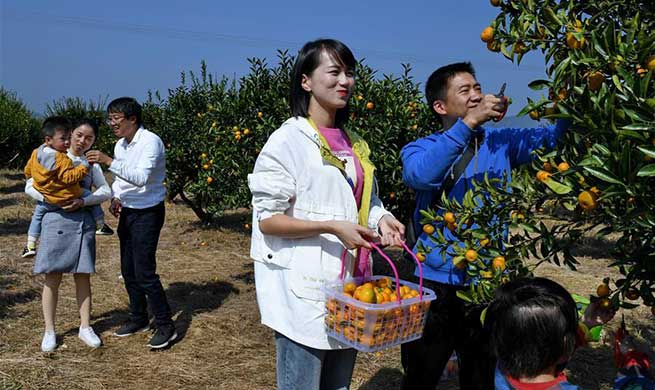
left=28, top=190, right=103, bottom=238
left=275, top=332, right=357, bottom=390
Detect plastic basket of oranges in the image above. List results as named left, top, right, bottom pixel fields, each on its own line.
left=323, top=242, right=436, bottom=352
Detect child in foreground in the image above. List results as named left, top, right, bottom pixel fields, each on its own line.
left=22, top=116, right=111, bottom=258
left=486, top=277, right=653, bottom=390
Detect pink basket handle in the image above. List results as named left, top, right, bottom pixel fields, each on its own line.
left=400, top=241, right=424, bottom=301
left=369, top=242, right=402, bottom=304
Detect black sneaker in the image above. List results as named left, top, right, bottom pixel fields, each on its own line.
left=113, top=321, right=150, bottom=337
left=147, top=324, right=177, bottom=349
left=21, top=246, right=36, bottom=258
left=96, top=224, right=114, bottom=236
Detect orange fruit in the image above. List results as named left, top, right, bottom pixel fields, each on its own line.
left=416, top=253, right=426, bottom=262
left=492, top=256, right=506, bottom=271
left=423, top=224, right=435, bottom=235
left=599, top=298, right=611, bottom=309
left=529, top=110, right=540, bottom=120
left=232, top=126, right=239, bottom=132
left=358, top=288, right=376, bottom=304
left=206, top=177, right=213, bottom=184
left=453, top=258, right=467, bottom=270
left=486, top=40, right=501, bottom=52
left=243, top=128, right=250, bottom=135
left=257, top=111, right=263, bottom=118
left=389, top=192, right=395, bottom=200
left=480, top=26, right=494, bottom=43
left=490, top=0, right=501, bottom=6
left=244, top=223, right=251, bottom=230
left=479, top=238, right=490, bottom=248
left=543, top=162, right=553, bottom=172
left=646, top=55, right=655, bottom=71
left=513, top=40, right=527, bottom=54
left=465, top=249, right=478, bottom=263
left=578, top=190, right=598, bottom=211
left=590, top=186, right=601, bottom=196
left=447, top=222, right=457, bottom=231
left=366, top=102, right=374, bottom=110
left=587, top=71, right=604, bottom=91
left=201, top=153, right=207, bottom=159
left=596, top=283, right=610, bottom=298
left=557, top=88, right=568, bottom=101
left=536, top=170, right=551, bottom=182
left=356, top=95, right=363, bottom=101
left=202, top=164, right=210, bottom=170
left=343, top=282, right=357, bottom=294
left=566, top=32, right=585, bottom=49
left=624, top=288, right=639, bottom=301
left=443, top=212, right=456, bottom=224
left=557, top=162, right=570, bottom=172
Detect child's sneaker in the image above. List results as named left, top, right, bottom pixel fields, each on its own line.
left=96, top=224, right=114, bottom=236
left=22, top=246, right=37, bottom=258
left=41, top=330, right=56, bottom=352
left=78, top=326, right=102, bottom=348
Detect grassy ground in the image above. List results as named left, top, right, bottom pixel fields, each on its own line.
left=0, top=169, right=653, bottom=389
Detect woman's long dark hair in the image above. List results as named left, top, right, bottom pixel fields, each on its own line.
left=289, top=38, right=356, bottom=129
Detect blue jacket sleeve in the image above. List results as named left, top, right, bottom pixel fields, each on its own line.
left=401, top=119, right=477, bottom=191
left=506, top=119, right=569, bottom=168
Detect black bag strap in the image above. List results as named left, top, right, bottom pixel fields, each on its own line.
left=405, top=134, right=481, bottom=250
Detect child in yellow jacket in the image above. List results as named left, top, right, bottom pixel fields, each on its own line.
left=22, top=117, right=106, bottom=257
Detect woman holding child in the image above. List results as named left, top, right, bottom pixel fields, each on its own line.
left=248, top=39, right=404, bottom=389
left=25, top=118, right=111, bottom=352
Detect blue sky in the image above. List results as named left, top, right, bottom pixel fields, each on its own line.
left=1, top=0, right=549, bottom=116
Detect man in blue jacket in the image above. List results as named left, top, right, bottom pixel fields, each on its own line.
left=400, top=62, right=568, bottom=389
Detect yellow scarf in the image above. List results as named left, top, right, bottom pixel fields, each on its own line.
left=307, top=118, right=375, bottom=228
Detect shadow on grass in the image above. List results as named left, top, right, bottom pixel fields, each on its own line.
left=0, top=266, right=39, bottom=320
left=567, top=344, right=616, bottom=389
left=0, top=218, right=31, bottom=236
left=568, top=236, right=617, bottom=259
left=85, top=280, right=239, bottom=345
left=167, top=280, right=239, bottom=342
left=234, top=263, right=254, bottom=285
left=0, top=182, right=25, bottom=195
left=358, top=368, right=403, bottom=390
left=0, top=198, right=18, bottom=208
left=181, top=207, right=252, bottom=235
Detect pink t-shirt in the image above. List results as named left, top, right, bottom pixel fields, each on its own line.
left=318, top=126, right=370, bottom=277
left=318, top=127, right=364, bottom=205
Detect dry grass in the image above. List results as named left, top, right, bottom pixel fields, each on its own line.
left=0, top=169, right=653, bottom=390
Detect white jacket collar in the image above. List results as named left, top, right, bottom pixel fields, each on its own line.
left=282, top=116, right=322, bottom=146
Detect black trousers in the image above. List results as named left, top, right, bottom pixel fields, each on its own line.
left=401, top=280, right=495, bottom=390
left=117, top=202, right=173, bottom=327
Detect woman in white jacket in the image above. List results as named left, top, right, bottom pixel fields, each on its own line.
left=248, top=39, right=405, bottom=390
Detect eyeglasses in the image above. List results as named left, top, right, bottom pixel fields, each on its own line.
left=105, top=115, right=126, bottom=125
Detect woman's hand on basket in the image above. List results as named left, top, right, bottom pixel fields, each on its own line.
left=378, top=215, right=405, bottom=248
left=330, top=221, right=378, bottom=250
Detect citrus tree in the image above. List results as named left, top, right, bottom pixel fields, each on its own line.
left=0, top=88, right=41, bottom=168
left=426, top=0, right=654, bottom=310
left=153, top=53, right=434, bottom=222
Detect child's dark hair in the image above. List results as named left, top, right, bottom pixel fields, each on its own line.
left=74, top=118, right=99, bottom=138
left=107, top=97, right=142, bottom=126
left=425, top=62, right=476, bottom=122
left=290, top=38, right=356, bottom=129
left=42, top=116, right=72, bottom=138
left=485, top=277, right=578, bottom=379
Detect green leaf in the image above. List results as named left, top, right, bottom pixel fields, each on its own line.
left=543, top=178, right=572, bottom=194
left=637, top=146, right=655, bottom=159
left=621, top=123, right=654, bottom=131
left=636, top=164, right=655, bottom=177
left=583, top=166, right=625, bottom=186
left=612, top=75, right=624, bottom=93
left=527, top=80, right=550, bottom=90
left=456, top=290, right=474, bottom=303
